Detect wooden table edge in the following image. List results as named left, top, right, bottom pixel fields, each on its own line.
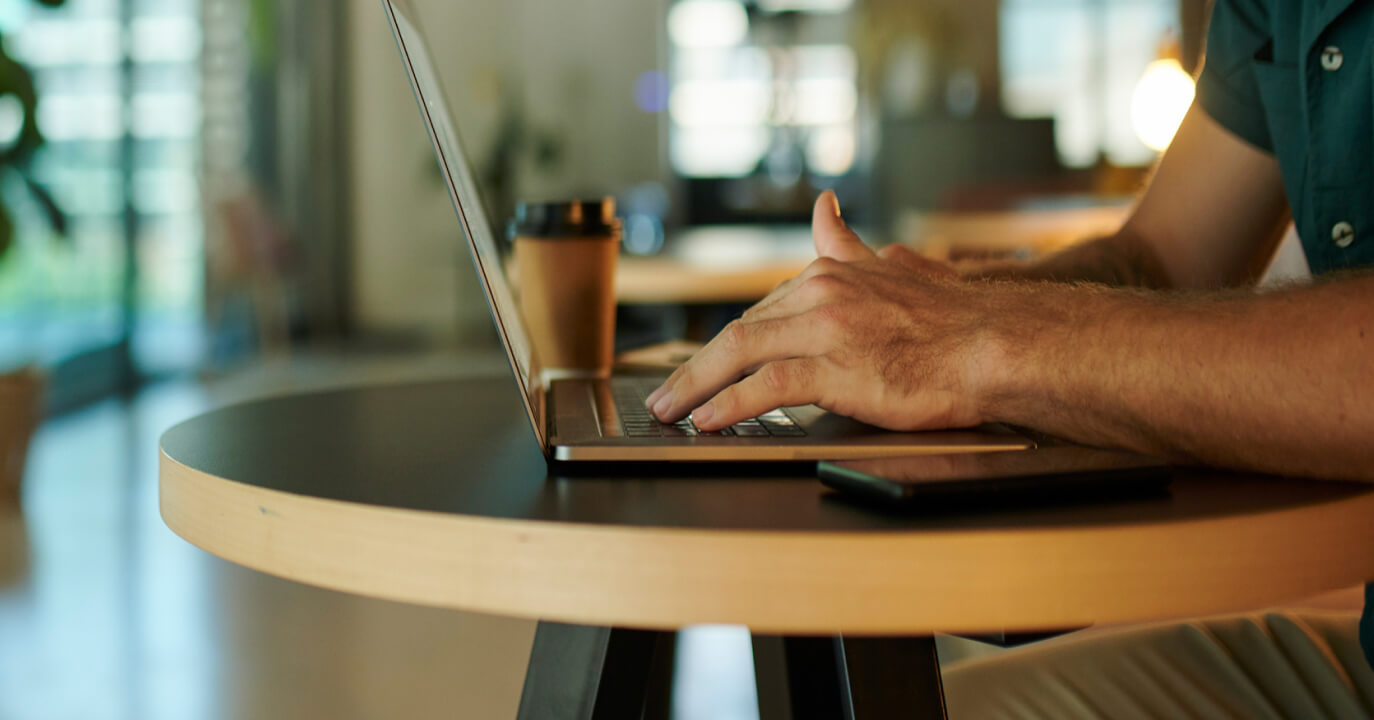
left=159, top=448, right=1374, bottom=635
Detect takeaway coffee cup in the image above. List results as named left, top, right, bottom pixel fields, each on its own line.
left=510, top=198, right=621, bottom=378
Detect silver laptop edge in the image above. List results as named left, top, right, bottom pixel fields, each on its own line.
left=382, top=0, right=1032, bottom=462
left=383, top=0, right=548, bottom=454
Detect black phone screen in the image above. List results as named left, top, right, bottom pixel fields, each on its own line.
left=818, top=447, right=1171, bottom=506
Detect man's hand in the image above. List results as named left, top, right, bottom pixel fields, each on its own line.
left=640, top=107, right=1374, bottom=483
left=808, top=188, right=957, bottom=275
left=645, top=191, right=988, bottom=432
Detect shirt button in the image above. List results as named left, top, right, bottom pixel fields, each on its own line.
left=1332, top=221, right=1355, bottom=248
left=1321, top=46, right=1344, bottom=71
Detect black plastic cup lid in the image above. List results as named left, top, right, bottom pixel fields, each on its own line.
left=509, top=198, right=620, bottom=239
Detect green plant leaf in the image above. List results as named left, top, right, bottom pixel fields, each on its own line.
left=0, top=34, right=42, bottom=167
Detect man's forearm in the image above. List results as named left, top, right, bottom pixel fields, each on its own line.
left=978, top=275, right=1374, bottom=481
left=968, top=227, right=1173, bottom=289
left=967, top=107, right=1291, bottom=291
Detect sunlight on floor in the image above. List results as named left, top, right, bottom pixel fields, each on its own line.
left=674, top=625, right=759, bottom=720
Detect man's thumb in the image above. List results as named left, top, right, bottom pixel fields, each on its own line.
left=812, top=190, right=873, bottom=262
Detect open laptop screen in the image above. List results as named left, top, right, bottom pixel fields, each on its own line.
left=383, top=0, right=546, bottom=446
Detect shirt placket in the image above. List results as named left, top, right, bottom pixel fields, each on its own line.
left=1300, top=1, right=1373, bottom=273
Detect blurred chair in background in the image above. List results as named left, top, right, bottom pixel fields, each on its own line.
left=207, top=187, right=299, bottom=364
left=0, top=366, right=40, bottom=506
left=0, top=364, right=38, bottom=604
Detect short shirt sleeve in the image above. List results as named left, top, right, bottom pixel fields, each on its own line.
left=1195, top=0, right=1276, bottom=152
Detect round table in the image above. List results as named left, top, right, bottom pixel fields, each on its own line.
left=159, top=376, right=1374, bottom=719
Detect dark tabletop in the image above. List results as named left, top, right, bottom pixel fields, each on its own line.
left=159, top=374, right=1374, bottom=533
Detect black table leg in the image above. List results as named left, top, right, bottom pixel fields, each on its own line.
left=753, top=634, right=947, bottom=720
left=517, top=622, right=675, bottom=720
left=752, top=635, right=797, bottom=719
left=839, top=636, right=947, bottom=719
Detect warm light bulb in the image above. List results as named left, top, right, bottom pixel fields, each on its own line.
left=1130, top=58, right=1195, bottom=152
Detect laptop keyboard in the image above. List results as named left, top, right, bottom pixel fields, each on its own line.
left=610, top=378, right=807, bottom=438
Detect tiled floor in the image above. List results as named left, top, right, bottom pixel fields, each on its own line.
left=0, top=352, right=766, bottom=720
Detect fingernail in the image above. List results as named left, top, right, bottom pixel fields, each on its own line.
left=829, top=191, right=842, bottom=218
left=645, top=386, right=665, bottom=409
left=690, top=403, right=714, bottom=427
left=651, top=392, right=674, bottom=419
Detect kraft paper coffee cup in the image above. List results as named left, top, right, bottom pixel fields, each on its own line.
left=511, top=199, right=621, bottom=379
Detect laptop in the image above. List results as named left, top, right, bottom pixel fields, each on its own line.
left=381, top=0, right=1033, bottom=462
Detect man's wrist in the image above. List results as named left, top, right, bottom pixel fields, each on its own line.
left=966, top=281, right=1083, bottom=428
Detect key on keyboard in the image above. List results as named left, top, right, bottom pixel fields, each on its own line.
left=610, top=378, right=806, bottom=438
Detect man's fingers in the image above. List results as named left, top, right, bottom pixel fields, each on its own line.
left=649, top=197, right=868, bottom=418
left=742, top=257, right=847, bottom=323
left=878, top=243, right=958, bottom=279
left=690, top=359, right=826, bottom=431
left=740, top=273, right=805, bottom=322
left=739, top=256, right=839, bottom=324
left=649, top=316, right=818, bottom=423
left=812, top=190, right=874, bottom=263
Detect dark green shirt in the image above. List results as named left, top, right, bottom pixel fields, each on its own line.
left=1197, top=0, right=1374, bottom=274
left=1194, top=0, right=1374, bottom=667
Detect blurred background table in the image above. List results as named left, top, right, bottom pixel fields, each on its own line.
left=615, top=206, right=1130, bottom=307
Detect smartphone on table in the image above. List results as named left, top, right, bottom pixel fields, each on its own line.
left=818, top=446, right=1171, bottom=509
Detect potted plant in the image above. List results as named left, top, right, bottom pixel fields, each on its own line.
left=0, top=0, right=69, bottom=505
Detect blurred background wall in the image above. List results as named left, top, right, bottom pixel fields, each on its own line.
left=347, top=0, right=664, bottom=344
left=0, top=0, right=1219, bottom=411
